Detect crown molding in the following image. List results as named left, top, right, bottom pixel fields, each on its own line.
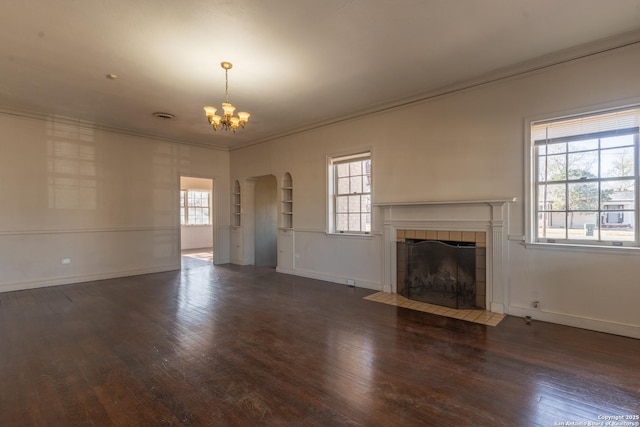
left=0, top=106, right=230, bottom=152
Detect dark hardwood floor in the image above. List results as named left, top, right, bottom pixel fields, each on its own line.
left=1, top=255, right=638, bottom=426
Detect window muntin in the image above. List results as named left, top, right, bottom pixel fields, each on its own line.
left=330, top=152, right=371, bottom=234
left=180, top=190, right=211, bottom=225
left=532, top=107, right=639, bottom=246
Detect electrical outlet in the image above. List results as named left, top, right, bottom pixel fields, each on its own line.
left=346, top=279, right=355, bottom=286
left=532, top=300, right=539, bottom=308
left=61, top=258, right=71, bottom=265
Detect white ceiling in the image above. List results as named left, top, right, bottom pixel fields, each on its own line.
left=2, top=0, right=640, bottom=149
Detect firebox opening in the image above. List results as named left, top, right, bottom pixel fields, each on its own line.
left=397, top=238, right=480, bottom=310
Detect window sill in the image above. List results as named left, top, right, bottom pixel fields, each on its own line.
left=326, top=231, right=377, bottom=239
left=523, top=241, right=640, bottom=255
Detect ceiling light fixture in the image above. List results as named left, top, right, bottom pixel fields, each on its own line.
left=203, top=62, right=250, bottom=133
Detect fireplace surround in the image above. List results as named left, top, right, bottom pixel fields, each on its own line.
left=376, top=199, right=514, bottom=314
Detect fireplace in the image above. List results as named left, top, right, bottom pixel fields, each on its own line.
left=395, top=230, right=486, bottom=309
left=377, top=198, right=514, bottom=315
left=398, top=239, right=477, bottom=309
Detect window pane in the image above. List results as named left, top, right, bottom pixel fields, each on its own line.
left=601, top=147, right=634, bottom=178
left=547, top=142, right=566, bottom=154
left=336, top=196, right=348, bottom=213
left=538, top=183, right=566, bottom=211
left=568, top=139, right=598, bottom=152
left=350, top=161, right=362, bottom=175
left=538, top=212, right=566, bottom=239
left=545, top=154, right=566, bottom=181
left=567, top=151, right=598, bottom=179
left=567, top=212, right=598, bottom=240
left=362, top=213, right=371, bottom=232
left=350, top=176, right=362, bottom=193
left=601, top=212, right=635, bottom=241
left=337, top=177, right=350, bottom=194
left=336, top=163, right=350, bottom=177
left=348, top=195, right=361, bottom=212
left=336, top=213, right=348, bottom=231
left=600, top=204, right=636, bottom=241
left=568, top=182, right=598, bottom=210
left=180, top=207, right=185, bottom=225
left=536, top=153, right=547, bottom=181
left=362, top=194, right=371, bottom=213
left=363, top=174, right=371, bottom=192
left=601, top=180, right=634, bottom=209
left=348, top=214, right=360, bottom=231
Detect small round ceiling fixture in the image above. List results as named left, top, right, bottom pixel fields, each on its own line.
left=152, top=112, right=175, bottom=119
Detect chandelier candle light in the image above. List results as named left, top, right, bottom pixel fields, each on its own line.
left=203, top=62, right=250, bottom=132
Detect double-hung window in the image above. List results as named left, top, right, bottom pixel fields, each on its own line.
left=329, top=152, right=372, bottom=234
left=532, top=106, right=639, bottom=247
left=180, top=190, right=211, bottom=225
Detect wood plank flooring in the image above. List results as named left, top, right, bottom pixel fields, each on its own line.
left=1, top=255, right=638, bottom=426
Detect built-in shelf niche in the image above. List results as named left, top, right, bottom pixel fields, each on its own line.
left=232, top=180, right=241, bottom=227
left=281, top=172, right=293, bottom=229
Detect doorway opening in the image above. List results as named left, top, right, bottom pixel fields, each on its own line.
left=179, top=176, right=214, bottom=266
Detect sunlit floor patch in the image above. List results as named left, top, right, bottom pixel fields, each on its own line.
left=364, top=292, right=505, bottom=326
left=182, top=249, right=213, bottom=262
left=181, top=249, right=213, bottom=269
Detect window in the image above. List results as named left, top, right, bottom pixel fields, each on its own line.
left=180, top=190, right=211, bottom=225
left=329, top=152, right=371, bottom=234
left=532, top=106, right=639, bottom=247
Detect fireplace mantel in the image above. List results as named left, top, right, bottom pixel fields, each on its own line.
left=379, top=197, right=516, bottom=314
left=373, top=197, right=517, bottom=207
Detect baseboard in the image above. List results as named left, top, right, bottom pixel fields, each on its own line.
left=275, top=266, right=382, bottom=291
left=0, top=264, right=181, bottom=293
left=509, top=305, right=640, bottom=340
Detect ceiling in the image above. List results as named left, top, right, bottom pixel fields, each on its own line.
left=2, top=0, right=640, bottom=150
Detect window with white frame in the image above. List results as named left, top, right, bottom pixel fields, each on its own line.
left=531, top=106, right=639, bottom=247
left=180, top=190, right=211, bottom=225
left=329, top=152, right=372, bottom=234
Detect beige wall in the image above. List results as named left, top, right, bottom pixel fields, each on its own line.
left=230, top=43, right=640, bottom=338
left=0, top=113, right=230, bottom=290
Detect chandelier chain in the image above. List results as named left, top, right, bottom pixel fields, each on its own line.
left=225, top=68, right=229, bottom=103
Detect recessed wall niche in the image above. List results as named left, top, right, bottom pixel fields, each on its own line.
left=232, top=180, right=241, bottom=227
left=281, top=172, right=293, bottom=229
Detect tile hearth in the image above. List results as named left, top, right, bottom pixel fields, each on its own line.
left=364, top=291, right=505, bottom=326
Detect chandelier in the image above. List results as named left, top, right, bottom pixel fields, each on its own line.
left=203, top=62, right=250, bottom=132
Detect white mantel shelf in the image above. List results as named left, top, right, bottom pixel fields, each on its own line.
left=373, top=197, right=516, bottom=207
